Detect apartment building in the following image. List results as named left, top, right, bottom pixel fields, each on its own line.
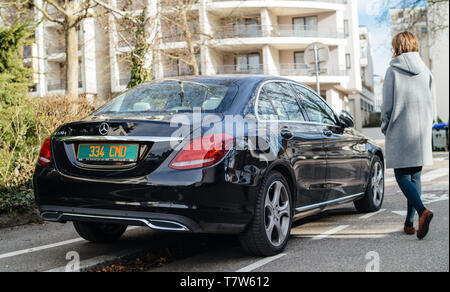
left=24, top=0, right=373, bottom=129
left=359, top=25, right=375, bottom=126
left=390, top=1, right=449, bottom=122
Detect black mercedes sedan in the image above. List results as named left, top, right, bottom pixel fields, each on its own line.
left=34, top=76, right=384, bottom=256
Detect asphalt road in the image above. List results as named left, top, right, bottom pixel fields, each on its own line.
left=0, top=153, right=448, bottom=272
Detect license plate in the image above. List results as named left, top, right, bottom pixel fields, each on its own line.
left=77, top=144, right=139, bottom=162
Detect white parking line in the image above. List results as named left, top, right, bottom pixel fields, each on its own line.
left=385, top=168, right=449, bottom=184
left=0, top=238, right=85, bottom=260
left=359, top=209, right=386, bottom=219
left=421, top=168, right=449, bottom=182
left=392, top=210, right=407, bottom=216
left=311, top=225, right=349, bottom=240
left=236, top=253, right=286, bottom=272
left=385, top=177, right=396, bottom=184
left=0, top=226, right=141, bottom=260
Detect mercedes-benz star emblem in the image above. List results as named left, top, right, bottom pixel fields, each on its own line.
left=99, top=122, right=109, bottom=136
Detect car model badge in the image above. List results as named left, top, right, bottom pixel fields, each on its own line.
left=99, top=122, right=110, bottom=136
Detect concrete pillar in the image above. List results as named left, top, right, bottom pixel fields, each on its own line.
left=108, top=0, right=121, bottom=91
left=261, top=8, right=277, bottom=37
left=144, top=0, right=157, bottom=72
left=263, top=45, right=279, bottom=75
left=346, top=0, right=362, bottom=91
left=349, top=93, right=363, bottom=130
left=326, top=89, right=344, bottom=113
left=153, top=0, right=165, bottom=79
left=199, top=0, right=213, bottom=75
left=81, top=17, right=97, bottom=96
left=34, top=0, right=46, bottom=97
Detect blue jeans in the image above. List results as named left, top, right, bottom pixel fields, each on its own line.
left=394, top=167, right=426, bottom=227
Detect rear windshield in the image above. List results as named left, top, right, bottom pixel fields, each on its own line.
left=92, top=80, right=238, bottom=117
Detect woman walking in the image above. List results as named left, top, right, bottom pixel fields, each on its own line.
left=381, top=31, right=436, bottom=239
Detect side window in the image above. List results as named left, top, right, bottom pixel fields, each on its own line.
left=259, top=82, right=306, bottom=121
left=257, top=89, right=278, bottom=120
left=291, top=84, right=337, bottom=125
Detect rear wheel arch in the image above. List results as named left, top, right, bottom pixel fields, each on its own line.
left=266, top=162, right=297, bottom=205
left=374, top=150, right=384, bottom=166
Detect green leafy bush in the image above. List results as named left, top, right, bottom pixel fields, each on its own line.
left=0, top=95, right=95, bottom=213
left=0, top=23, right=95, bottom=213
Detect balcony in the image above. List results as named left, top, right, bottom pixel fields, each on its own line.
left=208, top=0, right=347, bottom=15
left=47, top=80, right=65, bottom=92
left=217, top=64, right=264, bottom=75
left=216, top=25, right=263, bottom=39
left=279, top=63, right=347, bottom=76
left=212, top=0, right=347, bottom=3
left=272, top=25, right=344, bottom=39
left=215, top=25, right=344, bottom=39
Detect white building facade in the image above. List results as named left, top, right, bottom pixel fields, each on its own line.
left=26, top=0, right=373, bottom=129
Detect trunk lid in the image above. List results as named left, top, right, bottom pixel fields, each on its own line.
left=51, top=114, right=218, bottom=179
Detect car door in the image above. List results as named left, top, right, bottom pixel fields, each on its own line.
left=257, top=81, right=327, bottom=208
left=292, top=84, right=366, bottom=200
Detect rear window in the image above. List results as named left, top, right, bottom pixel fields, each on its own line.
left=93, top=80, right=238, bottom=117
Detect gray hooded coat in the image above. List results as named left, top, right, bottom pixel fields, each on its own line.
left=381, top=52, right=436, bottom=169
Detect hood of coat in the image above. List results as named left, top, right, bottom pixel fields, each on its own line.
left=390, top=52, right=427, bottom=75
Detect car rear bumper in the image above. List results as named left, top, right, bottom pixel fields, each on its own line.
left=34, top=166, right=255, bottom=234
left=38, top=205, right=248, bottom=234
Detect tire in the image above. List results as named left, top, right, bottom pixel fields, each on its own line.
left=354, top=155, right=384, bottom=213
left=239, top=171, right=293, bottom=256
left=73, top=221, right=127, bottom=243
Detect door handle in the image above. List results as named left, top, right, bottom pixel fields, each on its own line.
left=323, top=129, right=333, bottom=137
left=280, top=129, right=293, bottom=139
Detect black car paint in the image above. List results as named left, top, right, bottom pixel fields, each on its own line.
left=34, top=76, right=383, bottom=234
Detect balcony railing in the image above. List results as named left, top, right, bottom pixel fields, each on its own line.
left=217, top=64, right=264, bottom=75
left=216, top=25, right=263, bottom=39
left=161, top=29, right=201, bottom=43
left=47, top=81, right=65, bottom=92
left=46, top=46, right=65, bottom=56
left=47, top=80, right=83, bottom=91
left=272, top=25, right=344, bottom=38
left=215, top=25, right=344, bottom=39
left=211, top=0, right=347, bottom=4
left=279, top=63, right=348, bottom=76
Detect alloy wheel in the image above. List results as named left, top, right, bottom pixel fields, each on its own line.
left=264, top=181, right=290, bottom=247
left=371, top=161, right=384, bottom=207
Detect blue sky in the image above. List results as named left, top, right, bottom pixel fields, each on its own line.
left=357, top=0, right=393, bottom=78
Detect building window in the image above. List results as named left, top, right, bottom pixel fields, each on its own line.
left=421, top=27, right=428, bottom=34
left=294, top=51, right=305, bottom=68
left=236, top=53, right=261, bottom=74
left=234, top=18, right=260, bottom=38
left=398, top=11, right=404, bottom=18
left=345, top=53, right=351, bottom=69
left=293, top=16, right=318, bottom=32
left=344, top=20, right=349, bottom=37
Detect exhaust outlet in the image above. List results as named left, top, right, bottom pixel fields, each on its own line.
left=41, top=211, right=62, bottom=221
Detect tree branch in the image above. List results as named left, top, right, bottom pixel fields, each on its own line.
left=45, top=0, right=69, bottom=17
left=32, top=0, right=64, bottom=25
left=91, top=0, right=138, bottom=24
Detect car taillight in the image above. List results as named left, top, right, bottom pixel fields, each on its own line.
left=38, top=137, right=52, bottom=166
left=169, top=134, right=234, bottom=170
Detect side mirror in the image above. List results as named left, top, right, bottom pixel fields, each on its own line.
left=339, top=110, right=354, bottom=128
